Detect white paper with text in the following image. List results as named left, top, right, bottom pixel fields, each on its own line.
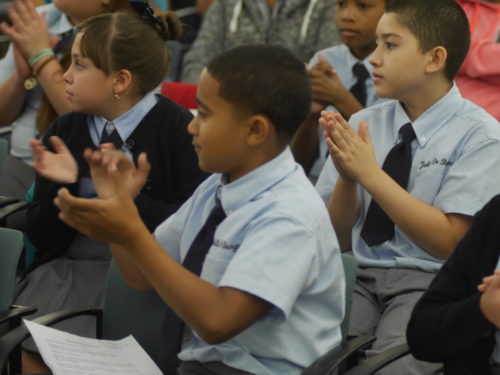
left=24, top=319, right=163, bottom=375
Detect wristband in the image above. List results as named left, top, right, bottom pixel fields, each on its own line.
left=24, top=55, right=57, bottom=90
left=28, top=48, right=54, bottom=67
left=33, top=55, right=56, bottom=76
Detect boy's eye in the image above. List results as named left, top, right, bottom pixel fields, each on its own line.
left=197, top=110, right=207, bottom=119
left=386, top=42, right=396, bottom=49
left=336, top=0, right=346, bottom=7
left=358, top=2, right=369, bottom=9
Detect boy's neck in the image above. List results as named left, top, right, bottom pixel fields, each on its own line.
left=227, top=143, right=286, bottom=183
left=349, top=43, right=377, bottom=61
left=400, top=78, right=453, bottom=122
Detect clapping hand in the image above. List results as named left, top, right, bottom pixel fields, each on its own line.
left=84, top=146, right=151, bottom=200
left=30, top=136, right=78, bottom=183
left=0, top=0, right=51, bottom=61
left=308, top=55, right=349, bottom=108
left=320, top=111, right=378, bottom=184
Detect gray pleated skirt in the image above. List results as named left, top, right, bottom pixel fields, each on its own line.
left=14, top=235, right=111, bottom=352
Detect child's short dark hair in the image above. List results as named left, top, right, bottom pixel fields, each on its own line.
left=386, top=0, right=470, bottom=81
left=206, top=45, right=312, bottom=143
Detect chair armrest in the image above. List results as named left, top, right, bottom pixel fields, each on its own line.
left=0, top=197, right=20, bottom=208
left=302, top=335, right=376, bottom=375
left=345, top=343, right=410, bottom=375
left=0, top=200, right=29, bottom=222
left=0, top=308, right=103, bottom=374
left=0, top=305, right=37, bottom=329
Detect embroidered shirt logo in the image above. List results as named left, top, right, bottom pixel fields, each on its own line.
left=418, top=158, right=453, bottom=170
left=213, top=239, right=240, bottom=251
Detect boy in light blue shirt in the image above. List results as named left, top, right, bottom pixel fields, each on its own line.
left=292, top=0, right=386, bottom=183
left=316, top=0, right=500, bottom=373
left=54, top=45, right=345, bottom=375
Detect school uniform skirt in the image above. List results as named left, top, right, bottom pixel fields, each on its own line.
left=13, top=234, right=111, bottom=352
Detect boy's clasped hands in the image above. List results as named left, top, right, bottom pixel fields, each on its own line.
left=30, top=137, right=151, bottom=246
left=308, top=56, right=346, bottom=114
left=320, top=110, right=379, bottom=185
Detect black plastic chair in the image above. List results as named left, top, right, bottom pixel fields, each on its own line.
left=0, top=227, right=36, bottom=375
left=0, top=258, right=165, bottom=372
left=302, top=254, right=375, bottom=375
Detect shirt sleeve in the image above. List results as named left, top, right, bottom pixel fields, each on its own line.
left=433, top=130, right=500, bottom=216
left=218, top=215, right=320, bottom=318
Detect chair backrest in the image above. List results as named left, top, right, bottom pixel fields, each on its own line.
left=101, top=259, right=166, bottom=366
left=340, top=253, right=358, bottom=340
left=0, top=228, right=23, bottom=333
left=0, top=138, right=8, bottom=176
left=161, top=81, right=198, bottom=109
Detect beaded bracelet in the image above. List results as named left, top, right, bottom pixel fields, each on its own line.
left=28, top=48, right=54, bottom=67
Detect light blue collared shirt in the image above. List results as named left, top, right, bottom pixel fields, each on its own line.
left=307, top=44, right=386, bottom=183
left=154, top=148, right=345, bottom=375
left=316, top=84, right=500, bottom=272
left=88, top=91, right=158, bottom=155
left=79, top=92, right=157, bottom=198
left=0, top=4, right=73, bottom=162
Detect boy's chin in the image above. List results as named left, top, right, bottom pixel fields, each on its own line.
left=374, top=87, right=396, bottom=100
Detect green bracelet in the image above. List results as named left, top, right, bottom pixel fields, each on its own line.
left=28, top=48, right=55, bottom=67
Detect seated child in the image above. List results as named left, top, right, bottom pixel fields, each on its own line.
left=291, top=0, right=386, bottom=182
left=0, top=0, right=132, bottom=200
left=15, top=5, right=206, bottom=373
left=455, top=0, right=500, bottom=121
left=407, top=194, right=500, bottom=375
left=315, top=0, right=500, bottom=373
left=54, top=44, right=346, bottom=375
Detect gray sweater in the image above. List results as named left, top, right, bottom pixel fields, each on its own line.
left=181, top=0, right=340, bottom=83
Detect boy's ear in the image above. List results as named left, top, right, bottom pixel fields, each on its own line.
left=246, top=115, right=272, bottom=147
left=425, top=46, right=447, bottom=75
left=113, top=69, right=133, bottom=96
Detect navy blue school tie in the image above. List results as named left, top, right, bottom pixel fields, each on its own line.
left=159, top=195, right=226, bottom=374
left=360, top=123, right=416, bottom=246
left=349, top=62, right=370, bottom=106
left=100, top=122, right=123, bottom=150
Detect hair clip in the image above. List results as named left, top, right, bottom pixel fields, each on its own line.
left=129, top=0, right=162, bottom=26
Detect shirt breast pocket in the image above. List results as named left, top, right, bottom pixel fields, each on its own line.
left=200, top=246, right=235, bottom=286
left=410, top=169, right=446, bottom=203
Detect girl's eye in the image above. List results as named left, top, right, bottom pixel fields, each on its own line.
left=337, top=1, right=346, bottom=7
left=72, top=59, right=83, bottom=69
left=386, top=42, right=395, bottom=49
left=197, top=110, right=206, bottom=119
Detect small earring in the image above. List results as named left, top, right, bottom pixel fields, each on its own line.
left=113, top=93, right=121, bottom=100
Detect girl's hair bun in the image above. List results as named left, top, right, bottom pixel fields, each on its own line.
left=154, top=10, right=182, bottom=41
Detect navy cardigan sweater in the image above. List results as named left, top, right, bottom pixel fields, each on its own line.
left=26, top=95, right=207, bottom=272
left=407, top=195, right=500, bottom=375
